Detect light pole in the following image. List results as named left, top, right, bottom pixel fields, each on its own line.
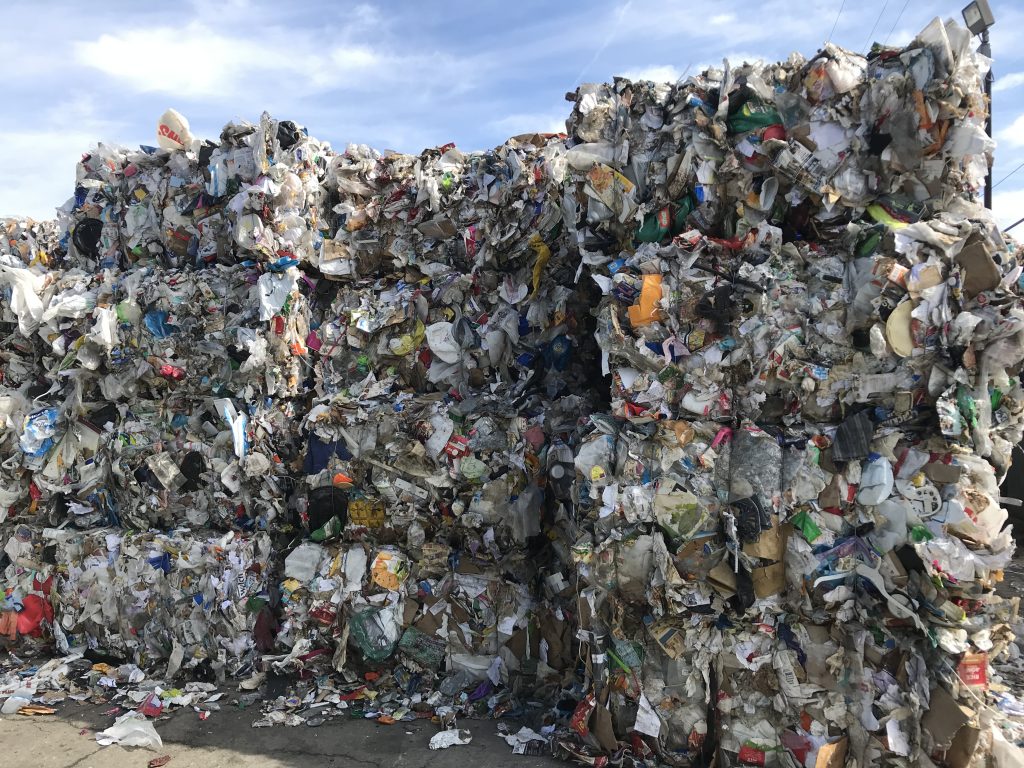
left=962, top=1, right=996, bottom=209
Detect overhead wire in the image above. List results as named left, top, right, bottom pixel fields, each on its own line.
left=993, top=159, right=1024, bottom=190
left=862, top=0, right=889, bottom=53
left=827, top=0, right=847, bottom=44
left=883, top=0, right=912, bottom=47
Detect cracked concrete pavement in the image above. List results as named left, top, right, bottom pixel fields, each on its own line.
left=0, top=702, right=561, bottom=768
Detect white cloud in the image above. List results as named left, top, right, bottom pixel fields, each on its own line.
left=71, top=18, right=489, bottom=110
left=616, top=53, right=762, bottom=84
left=617, top=65, right=684, bottom=83
left=74, top=23, right=382, bottom=99
left=0, top=128, right=89, bottom=219
left=722, top=52, right=767, bottom=67
left=584, top=0, right=823, bottom=50
left=0, top=99, right=129, bottom=220
left=993, top=186, right=1024, bottom=231
left=994, top=72, right=1024, bottom=93
left=998, top=114, right=1024, bottom=149
left=884, top=28, right=918, bottom=49
left=571, top=0, right=634, bottom=85
left=488, top=111, right=567, bottom=139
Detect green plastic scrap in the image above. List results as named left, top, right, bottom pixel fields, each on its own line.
left=397, top=627, right=446, bottom=670
left=991, top=388, right=1003, bottom=411
left=611, top=637, right=644, bottom=670
left=349, top=607, right=399, bottom=663
left=789, top=510, right=822, bottom=543
left=727, top=101, right=782, bottom=134
left=310, top=514, right=343, bottom=542
left=909, top=525, right=933, bottom=543
left=635, top=196, right=694, bottom=243
left=956, top=386, right=978, bottom=429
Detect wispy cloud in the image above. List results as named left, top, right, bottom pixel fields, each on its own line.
left=617, top=65, right=685, bottom=83
left=572, top=0, right=634, bottom=86
left=993, top=186, right=1024, bottom=230
left=488, top=111, right=568, bottom=137
left=998, top=114, right=1024, bottom=149
left=994, top=71, right=1024, bottom=93
left=74, top=24, right=380, bottom=98
left=0, top=98, right=128, bottom=218
left=73, top=21, right=484, bottom=102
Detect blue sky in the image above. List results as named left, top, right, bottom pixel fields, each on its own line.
left=2, top=0, right=1023, bottom=228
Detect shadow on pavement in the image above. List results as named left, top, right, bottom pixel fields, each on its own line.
left=21, top=699, right=559, bottom=768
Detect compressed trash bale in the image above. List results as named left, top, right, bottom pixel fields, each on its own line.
left=40, top=527, right=272, bottom=675
left=562, top=16, right=1021, bottom=768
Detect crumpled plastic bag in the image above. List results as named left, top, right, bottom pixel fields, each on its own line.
left=1, top=695, right=32, bottom=714
left=0, top=263, right=47, bottom=335
left=429, top=728, right=473, bottom=749
left=156, top=108, right=193, bottom=151
left=96, top=712, right=163, bottom=748
left=502, top=726, right=549, bottom=748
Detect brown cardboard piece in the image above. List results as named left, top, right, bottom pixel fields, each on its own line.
left=416, top=216, right=458, bottom=240
left=864, top=641, right=885, bottom=667
left=921, top=684, right=975, bottom=750
left=752, top=562, right=786, bottom=598
left=675, top=538, right=705, bottom=576
left=924, top=460, right=964, bottom=485
left=818, top=447, right=838, bottom=475
left=540, top=615, right=572, bottom=670
left=955, top=233, right=1001, bottom=298
left=414, top=608, right=443, bottom=636
left=649, top=619, right=689, bottom=659
left=708, top=561, right=737, bottom=599
left=743, top=518, right=788, bottom=560
left=789, top=124, right=813, bottom=148
left=906, top=264, right=945, bottom=297
left=675, top=535, right=722, bottom=580
left=879, top=550, right=909, bottom=588
left=590, top=704, right=619, bottom=753
left=815, top=737, right=848, bottom=768
left=818, top=473, right=841, bottom=507
left=511, top=132, right=564, bottom=147
left=506, top=622, right=541, bottom=661
left=946, top=722, right=981, bottom=768
left=543, top=571, right=574, bottom=599
left=403, top=599, right=420, bottom=627
left=455, top=559, right=484, bottom=575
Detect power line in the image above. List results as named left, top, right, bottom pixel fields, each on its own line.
left=827, top=0, right=847, bottom=44
left=883, top=0, right=912, bottom=47
left=863, top=0, right=889, bottom=53
left=993, top=159, right=1024, bottom=190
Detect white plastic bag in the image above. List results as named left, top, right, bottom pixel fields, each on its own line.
left=96, top=712, right=163, bottom=748
left=425, top=322, right=460, bottom=364
left=156, top=108, right=193, bottom=151
left=429, top=729, right=473, bottom=749
left=1, top=694, right=32, bottom=714
left=0, top=264, right=46, bottom=335
left=857, top=456, right=894, bottom=506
